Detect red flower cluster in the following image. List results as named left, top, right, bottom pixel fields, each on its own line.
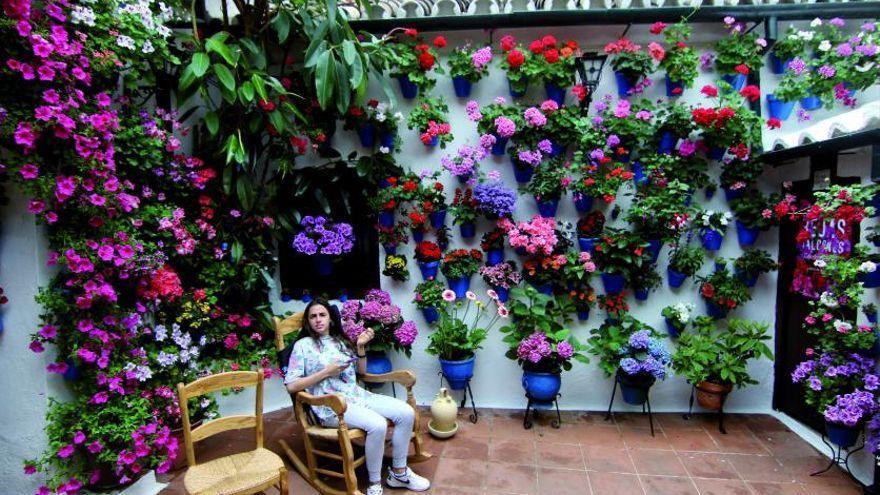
left=691, top=106, right=737, bottom=128
left=598, top=292, right=629, bottom=314
left=603, top=38, right=641, bottom=55
left=443, top=249, right=483, bottom=265
left=433, top=36, right=447, bottom=48
left=734, top=64, right=750, bottom=75
left=415, top=241, right=442, bottom=262
left=144, top=265, right=183, bottom=302
left=739, top=84, right=761, bottom=102
left=500, top=35, right=516, bottom=52
left=650, top=22, right=667, bottom=35
left=766, top=118, right=782, bottom=129
left=452, top=187, right=478, bottom=209
left=408, top=211, right=428, bottom=228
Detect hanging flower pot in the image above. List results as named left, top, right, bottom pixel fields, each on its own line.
left=723, top=187, right=745, bottom=202
left=634, top=288, right=649, bottom=301
left=522, top=370, right=561, bottom=403
left=397, top=75, right=419, bottom=99
left=530, top=282, right=553, bottom=296
left=383, top=244, right=397, bottom=255
left=705, top=300, right=729, bottom=319
left=422, top=307, right=439, bottom=324
left=573, top=193, right=594, bottom=213
left=486, top=249, right=504, bottom=266
left=768, top=53, right=792, bottom=75
left=700, top=229, right=724, bottom=251
left=578, top=237, right=597, bottom=254
left=632, top=161, right=648, bottom=187
left=601, top=272, right=625, bottom=294
left=800, top=95, right=822, bottom=111
left=665, top=74, right=684, bottom=97
left=430, top=210, right=447, bottom=229
left=617, top=370, right=656, bottom=406
left=825, top=421, right=862, bottom=449
left=577, top=309, right=590, bottom=322
left=735, top=221, right=760, bottom=247
left=452, top=76, right=473, bottom=98
left=378, top=211, right=395, bottom=228
left=412, top=230, right=426, bottom=243
left=646, top=239, right=663, bottom=264
left=766, top=94, right=795, bottom=121
left=736, top=268, right=758, bottom=287
left=459, top=222, right=476, bottom=238
left=708, top=146, right=726, bottom=161
left=695, top=381, right=733, bottom=410
left=62, top=359, right=81, bottom=382
left=721, top=73, right=747, bottom=91
left=418, top=261, right=440, bottom=280
left=548, top=140, right=566, bottom=158
left=858, top=269, right=880, bottom=288
left=544, top=82, right=566, bottom=106
left=512, top=160, right=534, bottom=183
left=535, top=197, right=559, bottom=218
left=507, top=77, right=528, bottom=98
left=866, top=311, right=878, bottom=324
left=425, top=135, right=440, bottom=147
left=705, top=188, right=716, bottom=200
left=315, top=254, right=334, bottom=276
left=667, top=267, right=687, bottom=288
left=491, top=134, right=509, bottom=156
left=440, top=356, right=476, bottom=390
left=664, top=318, right=681, bottom=338
left=494, top=285, right=510, bottom=302
left=379, top=131, right=396, bottom=148
left=614, top=71, right=639, bottom=97
left=447, top=275, right=472, bottom=299
left=658, top=131, right=676, bottom=154
left=357, top=123, right=376, bottom=147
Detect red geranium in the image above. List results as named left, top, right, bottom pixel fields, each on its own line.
left=541, top=35, right=557, bottom=47
left=146, top=265, right=183, bottom=302
left=500, top=35, right=516, bottom=52
left=766, top=118, right=782, bottom=129
left=418, top=52, right=435, bottom=70
left=507, top=50, right=525, bottom=69
left=404, top=28, right=418, bottom=37
left=650, top=22, right=667, bottom=35
left=739, top=84, right=761, bottom=102
left=415, top=241, right=443, bottom=262
left=734, top=64, right=750, bottom=75
left=543, top=48, right=559, bottom=63
left=528, top=40, right=543, bottom=54
left=433, top=36, right=447, bottom=48
left=700, top=85, right=718, bottom=97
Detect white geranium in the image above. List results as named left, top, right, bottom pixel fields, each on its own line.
left=378, top=146, right=390, bottom=154
left=818, top=40, right=832, bottom=52
left=813, top=259, right=827, bottom=268
left=157, top=25, right=173, bottom=38
left=797, top=31, right=814, bottom=41
left=819, top=291, right=839, bottom=308
left=375, top=112, right=387, bottom=122
left=71, top=6, right=96, bottom=26
left=393, top=111, right=404, bottom=121
left=810, top=18, right=823, bottom=27
left=833, top=320, right=852, bottom=333
left=116, top=35, right=136, bottom=50
left=142, top=40, right=155, bottom=54
left=860, top=261, right=877, bottom=273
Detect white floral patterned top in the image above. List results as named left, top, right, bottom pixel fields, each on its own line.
left=284, top=335, right=369, bottom=423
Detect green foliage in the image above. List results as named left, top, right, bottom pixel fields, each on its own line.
left=625, top=179, right=695, bottom=242
left=523, top=157, right=569, bottom=200
left=668, top=244, right=705, bottom=276
left=730, top=190, right=780, bottom=230
left=659, top=22, right=699, bottom=87
left=714, top=29, right=764, bottom=75
left=672, top=317, right=773, bottom=387
left=412, top=280, right=446, bottom=309
left=592, top=228, right=651, bottom=276
left=447, top=45, right=491, bottom=82
left=733, top=249, right=778, bottom=276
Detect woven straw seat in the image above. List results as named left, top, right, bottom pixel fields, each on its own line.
left=183, top=447, right=285, bottom=495
left=305, top=425, right=366, bottom=442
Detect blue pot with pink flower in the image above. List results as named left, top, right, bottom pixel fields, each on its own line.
left=491, top=135, right=509, bottom=155
left=452, top=76, right=473, bottom=98
left=614, top=71, right=639, bottom=97
left=535, top=197, right=559, bottom=218
left=578, top=237, right=597, bottom=254
left=366, top=351, right=392, bottom=375
left=422, top=307, right=439, bottom=324
left=494, top=286, right=509, bottom=302
left=768, top=53, right=792, bottom=75
left=512, top=160, right=534, bottom=183
left=544, top=83, right=566, bottom=106
left=665, top=75, right=684, bottom=97
left=573, top=193, right=594, bottom=213
left=441, top=356, right=476, bottom=390
left=447, top=275, right=472, bottom=299
left=522, top=370, right=561, bottom=403
left=425, top=135, right=439, bottom=147
left=418, top=261, right=440, bottom=280
left=397, top=75, right=419, bottom=99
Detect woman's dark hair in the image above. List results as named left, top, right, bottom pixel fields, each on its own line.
left=302, top=298, right=354, bottom=355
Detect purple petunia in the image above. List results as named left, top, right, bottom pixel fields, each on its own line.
left=293, top=216, right=355, bottom=255
left=473, top=181, right=517, bottom=218
left=824, top=390, right=875, bottom=427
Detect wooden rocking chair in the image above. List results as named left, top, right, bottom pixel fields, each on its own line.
left=273, top=313, right=431, bottom=495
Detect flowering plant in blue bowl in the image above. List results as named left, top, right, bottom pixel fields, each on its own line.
left=292, top=216, right=355, bottom=275
left=441, top=143, right=486, bottom=183
left=474, top=180, right=517, bottom=220
left=616, top=331, right=671, bottom=403
left=824, top=390, right=876, bottom=448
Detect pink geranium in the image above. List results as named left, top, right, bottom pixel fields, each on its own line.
left=498, top=215, right=558, bottom=256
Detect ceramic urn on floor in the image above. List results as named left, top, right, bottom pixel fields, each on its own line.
left=428, top=388, right=459, bottom=439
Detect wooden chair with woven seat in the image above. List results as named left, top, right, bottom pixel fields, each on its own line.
left=273, top=313, right=431, bottom=495
left=177, top=370, right=289, bottom=495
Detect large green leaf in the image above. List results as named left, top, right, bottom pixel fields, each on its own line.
left=239, top=81, right=255, bottom=103
left=341, top=39, right=357, bottom=65
left=239, top=38, right=266, bottom=70
left=205, top=36, right=238, bottom=66
left=236, top=175, right=255, bottom=210
left=273, top=10, right=292, bottom=43
left=213, top=64, right=236, bottom=92
left=304, top=40, right=328, bottom=69
left=204, top=111, right=219, bottom=136
left=251, top=73, right=268, bottom=101
left=179, top=65, right=197, bottom=91
left=314, top=51, right=336, bottom=110
left=191, top=52, right=210, bottom=78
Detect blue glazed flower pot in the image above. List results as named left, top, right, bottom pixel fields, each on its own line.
left=379, top=131, right=396, bottom=149
left=601, top=272, right=625, bottom=294
left=801, top=95, right=822, bottom=111
left=700, top=229, right=723, bottom=251
left=512, top=161, right=534, bottom=183
left=365, top=351, right=393, bottom=388
left=491, top=135, right=509, bottom=155
left=632, top=161, right=648, bottom=187
left=545, top=82, right=565, bottom=106
left=486, top=249, right=504, bottom=266
left=736, top=269, right=758, bottom=288
left=573, top=193, right=594, bottom=213
left=658, top=131, right=676, bottom=154
left=315, top=254, right=333, bottom=276
left=646, top=239, right=663, bottom=264
left=357, top=123, right=376, bottom=147
left=708, top=146, right=726, bottom=161
left=418, top=261, right=440, bottom=280
left=448, top=276, right=471, bottom=299
left=721, top=73, right=747, bottom=91
left=867, top=312, right=878, bottom=324
left=532, top=282, right=553, bottom=296
left=705, top=300, right=729, bottom=319
left=614, top=71, right=638, bottom=97
left=665, top=318, right=681, bottom=338
left=425, top=135, right=439, bottom=147
left=769, top=53, right=792, bottom=75
left=430, top=210, right=447, bottom=229
left=397, top=75, right=419, bottom=99
left=452, top=75, right=473, bottom=98
left=767, top=94, right=795, bottom=121
left=62, top=360, right=80, bottom=382
left=383, top=244, right=397, bottom=255
left=825, top=421, right=861, bottom=449
left=422, top=307, right=439, bottom=324
left=665, top=74, right=684, bottom=97
left=536, top=197, right=559, bottom=218
left=667, top=268, right=687, bottom=288
left=634, top=288, right=649, bottom=301
left=507, top=77, right=528, bottom=98
left=859, top=270, right=880, bottom=288
left=494, top=286, right=509, bottom=302
left=705, top=188, right=715, bottom=200
left=724, top=187, right=745, bottom=202
left=736, top=221, right=760, bottom=247
left=459, top=222, right=476, bottom=238
left=578, top=237, right=596, bottom=254
left=440, top=356, right=476, bottom=390
left=549, top=140, right=566, bottom=158
left=577, top=309, right=590, bottom=322
left=617, top=370, right=655, bottom=406
left=378, top=211, right=395, bottom=228
left=412, top=230, right=426, bottom=243
left=522, top=371, right=561, bottom=402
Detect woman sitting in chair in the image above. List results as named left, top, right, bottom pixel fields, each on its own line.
left=284, top=298, right=431, bottom=495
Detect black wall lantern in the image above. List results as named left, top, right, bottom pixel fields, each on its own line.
left=575, top=52, right=608, bottom=110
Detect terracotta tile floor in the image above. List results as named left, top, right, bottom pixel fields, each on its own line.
left=158, top=408, right=862, bottom=495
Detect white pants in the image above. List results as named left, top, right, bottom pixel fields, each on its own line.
left=322, top=393, right=415, bottom=483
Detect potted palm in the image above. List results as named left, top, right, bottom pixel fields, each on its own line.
left=673, top=317, right=773, bottom=410
left=732, top=249, right=778, bottom=287
left=667, top=245, right=704, bottom=288
left=413, top=279, right=446, bottom=324
left=441, top=249, right=483, bottom=299
left=661, top=302, right=695, bottom=338
left=588, top=316, right=669, bottom=405
left=427, top=290, right=507, bottom=390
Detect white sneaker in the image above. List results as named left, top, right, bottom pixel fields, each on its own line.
left=366, top=483, right=383, bottom=495
left=386, top=467, right=431, bottom=492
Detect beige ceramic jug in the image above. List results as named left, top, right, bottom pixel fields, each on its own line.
left=429, top=388, right=459, bottom=438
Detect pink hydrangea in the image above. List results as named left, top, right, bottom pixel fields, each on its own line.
left=394, top=320, right=418, bottom=347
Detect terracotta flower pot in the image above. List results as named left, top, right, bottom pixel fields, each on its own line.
left=695, top=381, right=733, bottom=411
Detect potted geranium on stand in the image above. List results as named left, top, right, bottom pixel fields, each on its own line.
left=292, top=216, right=355, bottom=276
left=441, top=249, right=483, bottom=299
left=479, top=260, right=521, bottom=303
left=447, top=44, right=492, bottom=98
left=499, top=286, right=589, bottom=428
left=407, top=97, right=453, bottom=148
left=413, top=279, right=445, bottom=324
left=342, top=289, right=418, bottom=380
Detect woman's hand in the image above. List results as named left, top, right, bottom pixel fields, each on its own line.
left=322, top=358, right=348, bottom=378
left=356, top=327, right=375, bottom=347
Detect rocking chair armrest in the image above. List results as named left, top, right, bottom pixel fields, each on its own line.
left=296, top=391, right=348, bottom=415
left=358, top=369, right=416, bottom=389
